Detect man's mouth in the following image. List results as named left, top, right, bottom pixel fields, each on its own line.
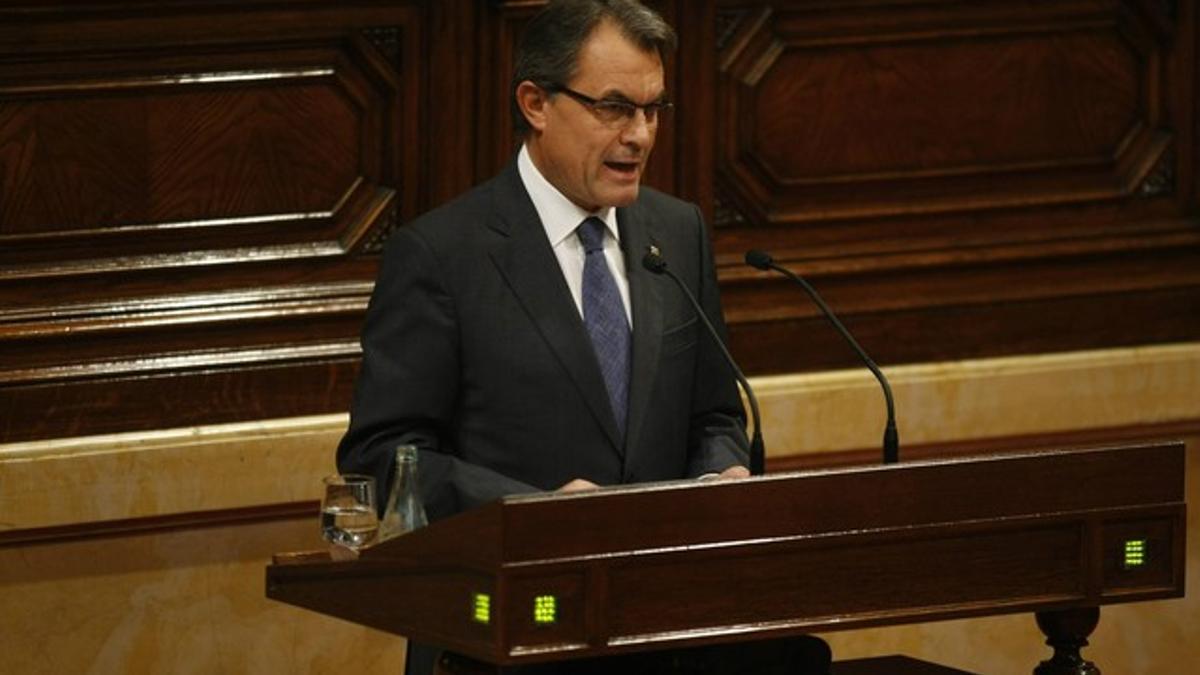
left=604, top=160, right=641, bottom=176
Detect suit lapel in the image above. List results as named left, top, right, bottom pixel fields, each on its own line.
left=618, top=202, right=663, bottom=461
left=485, top=162, right=625, bottom=454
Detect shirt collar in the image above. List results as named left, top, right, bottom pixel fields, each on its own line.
left=517, top=145, right=619, bottom=247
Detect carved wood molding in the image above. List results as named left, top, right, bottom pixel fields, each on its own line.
left=0, top=4, right=421, bottom=442
left=713, top=187, right=750, bottom=228
left=1156, top=0, right=1179, bottom=22
left=0, top=501, right=321, bottom=548
left=1140, top=146, right=1177, bottom=197
left=363, top=25, right=402, bottom=64
left=715, top=7, right=751, bottom=52
left=713, top=1, right=1182, bottom=229
left=0, top=38, right=405, bottom=272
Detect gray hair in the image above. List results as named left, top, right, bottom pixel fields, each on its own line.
left=511, top=0, right=677, bottom=135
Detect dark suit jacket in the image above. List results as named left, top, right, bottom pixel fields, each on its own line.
left=337, top=159, right=748, bottom=523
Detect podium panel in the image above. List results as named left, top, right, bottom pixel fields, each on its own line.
left=268, top=442, right=1186, bottom=670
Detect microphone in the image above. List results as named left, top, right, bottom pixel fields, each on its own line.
left=745, top=250, right=899, bottom=464
left=642, top=247, right=766, bottom=475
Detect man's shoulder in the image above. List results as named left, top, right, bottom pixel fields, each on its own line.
left=625, top=185, right=706, bottom=249
left=408, top=173, right=505, bottom=237
left=629, top=184, right=700, bottom=223
left=379, top=166, right=519, bottom=259
left=635, top=183, right=693, bottom=209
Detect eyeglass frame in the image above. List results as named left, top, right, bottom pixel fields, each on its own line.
left=545, top=83, right=674, bottom=127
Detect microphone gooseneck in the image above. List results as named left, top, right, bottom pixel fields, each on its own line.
left=745, top=249, right=899, bottom=464
left=642, top=248, right=766, bottom=475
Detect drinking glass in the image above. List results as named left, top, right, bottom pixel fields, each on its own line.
left=320, top=474, right=378, bottom=551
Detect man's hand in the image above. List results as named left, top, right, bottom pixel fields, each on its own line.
left=698, top=465, right=752, bottom=482
left=717, top=464, right=750, bottom=479
left=558, top=478, right=601, bottom=492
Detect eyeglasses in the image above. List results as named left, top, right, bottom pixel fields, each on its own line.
left=548, top=84, right=673, bottom=127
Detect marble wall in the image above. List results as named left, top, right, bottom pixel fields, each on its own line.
left=2, top=343, right=1198, bottom=673
left=0, top=419, right=406, bottom=674
left=0, top=517, right=406, bottom=674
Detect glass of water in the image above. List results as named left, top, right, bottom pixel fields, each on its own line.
left=320, top=474, right=378, bottom=552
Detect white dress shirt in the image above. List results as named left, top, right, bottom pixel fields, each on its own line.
left=517, top=145, right=633, bottom=327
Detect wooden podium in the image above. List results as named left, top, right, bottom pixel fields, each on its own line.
left=267, top=442, right=1186, bottom=673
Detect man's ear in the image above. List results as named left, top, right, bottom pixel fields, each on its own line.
left=516, top=80, right=550, bottom=132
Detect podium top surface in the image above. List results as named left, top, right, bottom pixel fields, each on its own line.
left=358, top=441, right=1184, bottom=568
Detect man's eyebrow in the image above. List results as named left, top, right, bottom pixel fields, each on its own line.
left=596, top=89, right=669, bottom=104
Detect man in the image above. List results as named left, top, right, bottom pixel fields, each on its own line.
left=337, top=1, right=750, bottom=672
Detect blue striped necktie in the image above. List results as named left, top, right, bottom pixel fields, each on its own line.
left=577, top=217, right=631, bottom=438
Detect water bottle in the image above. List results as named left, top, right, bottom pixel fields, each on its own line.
left=377, top=444, right=428, bottom=542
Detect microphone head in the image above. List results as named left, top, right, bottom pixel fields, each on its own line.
left=642, top=246, right=667, bottom=274
left=745, top=249, right=774, bottom=270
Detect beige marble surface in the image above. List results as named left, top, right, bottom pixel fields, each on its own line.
left=0, top=516, right=405, bottom=674
left=0, top=415, right=346, bottom=532
left=755, top=342, right=1200, bottom=455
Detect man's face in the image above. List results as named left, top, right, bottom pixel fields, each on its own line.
left=527, top=20, right=665, bottom=212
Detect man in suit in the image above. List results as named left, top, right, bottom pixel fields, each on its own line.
left=337, top=1, right=751, bottom=670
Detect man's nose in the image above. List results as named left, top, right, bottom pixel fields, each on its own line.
left=620, top=109, right=655, bottom=148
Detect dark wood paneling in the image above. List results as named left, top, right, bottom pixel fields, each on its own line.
left=475, top=1, right=542, bottom=180
left=0, top=357, right=362, bottom=442
left=1, top=0, right=1197, bottom=443
left=712, top=1, right=1178, bottom=223
left=706, top=0, right=1199, bottom=373
left=0, top=71, right=358, bottom=237
left=722, top=228, right=1200, bottom=370
left=0, top=2, right=424, bottom=442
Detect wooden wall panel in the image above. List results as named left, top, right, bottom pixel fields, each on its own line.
left=703, top=0, right=1200, bottom=371
left=717, top=4, right=1159, bottom=222
left=1, top=0, right=1197, bottom=443
left=2, top=50, right=393, bottom=261
left=0, top=1, right=425, bottom=442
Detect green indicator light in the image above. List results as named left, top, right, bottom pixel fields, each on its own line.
left=472, top=593, right=491, bottom=624
left=1122, top=539, right=1147, bottom=569
left=533, top=595, right=557, bottom=625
